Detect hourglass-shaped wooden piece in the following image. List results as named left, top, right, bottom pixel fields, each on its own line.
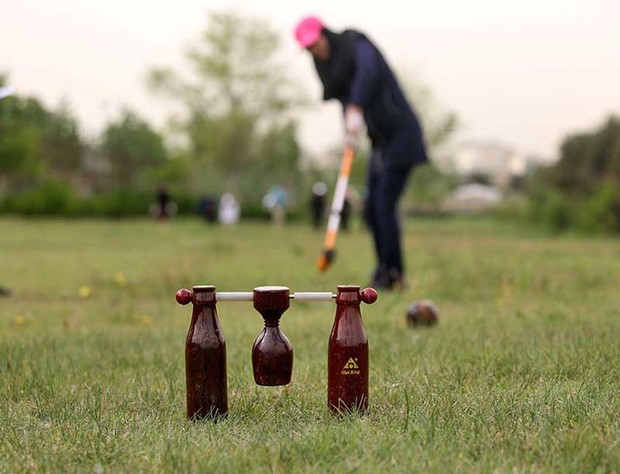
left=251, top=286, right=293, bottom=386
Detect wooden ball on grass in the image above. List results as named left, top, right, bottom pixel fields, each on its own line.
left=406, top=300, right=439, bottom=327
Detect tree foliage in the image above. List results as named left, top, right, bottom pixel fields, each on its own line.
left=0, top=75, right=83, bottom=191
left=399, top=70, right=459, bottom=170
left=548, top=116, right=620, bottom=194
left=42, top=101, right=82, bottom=177
left=101, top=109, right=167, bottom=189
left=393, top=70, right=460, bottom=211
left=526, top=115, right=620, bottom=233
left=147, top=11, right=302, bottom=197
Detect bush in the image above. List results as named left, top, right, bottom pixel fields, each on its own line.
left=525, top=183, right=620, bottom=235
left=88, top=190, right=153, bottom=217
left=0, top=184, right=305, bottom=220
left=1, top=181, right=77, bottom=216
left=1, top=186, right=157, bottom=218
left=526, top=189, right=573, bottom=233
left=523, top=115, right=620, bottom=234
left=576, top=180, right=620, bottom=234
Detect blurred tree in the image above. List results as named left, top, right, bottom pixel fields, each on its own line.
left=547, top=116, right=620, bottom=193
left=250, top=121, right=301, bottom=193
left=42, top=101, right=83, bottom=181
left=393, top=69, right=460, bottom=212
left=102, top=109, right=167, bottom=189
left=527, top=115, right=620, bottom=233
left=0, top=122, right=42, bottom=187
left=0, top=89, right=45, bottom=187
left=136, top=152, right=192, bottom=191
left=551, top=133, right=596, bottom=194
left=0, top=75, right=83, bottom=190
left=147, top=10, right=303, bottom=196
left=399, top=70, right=459, bottom=170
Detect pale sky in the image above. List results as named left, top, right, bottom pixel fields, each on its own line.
left=2, top=0, right=619, bottom=160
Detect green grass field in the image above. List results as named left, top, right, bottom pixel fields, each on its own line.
left=1, top=216, right=619, bottom=473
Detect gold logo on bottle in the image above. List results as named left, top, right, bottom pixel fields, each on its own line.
left=341, top=357, right=360, bottom=375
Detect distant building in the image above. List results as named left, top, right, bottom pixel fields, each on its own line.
left=444, top=183, right=503, bottom=213
left=453, top=140, right=533, bottom=188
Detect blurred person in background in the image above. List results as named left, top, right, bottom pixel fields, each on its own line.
left=310, top=181, right=327, bottom=229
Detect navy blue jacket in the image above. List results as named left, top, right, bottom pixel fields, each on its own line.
left=313, top=29, right=427, bottom=166
left=345, top=35, right=427, bottom=166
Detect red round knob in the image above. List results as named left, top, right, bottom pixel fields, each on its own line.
left=360, top=287, right=378, bottom=304
left=176, top=288, right=192, bottom=305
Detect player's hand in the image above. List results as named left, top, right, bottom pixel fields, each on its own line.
left=345, top=132, right=360, bottom=149
left=344, top=105, right=364, bottom=149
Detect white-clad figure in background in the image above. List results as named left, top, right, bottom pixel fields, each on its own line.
left=218, top=193, right=240, bottom=225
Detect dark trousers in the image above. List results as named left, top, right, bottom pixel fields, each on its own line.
left=364, top=149, right=415, bottom=278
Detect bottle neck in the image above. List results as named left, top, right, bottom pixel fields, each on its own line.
left=263, top=316, right=281, bottom=328
left=334, top=305, right=363, bottom=327
left=191, top=305, right=218, bottom=324
left=336, top=286, right=361, bottom=305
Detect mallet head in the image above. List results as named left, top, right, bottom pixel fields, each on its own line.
left=316, top=250, right=336, bottom=272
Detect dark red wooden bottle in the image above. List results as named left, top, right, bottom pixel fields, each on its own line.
left=251, top=286, right=293, bottom=386
left=179, top=285, right=227, bottom=420
left=328, top=285, right=377, bottom=414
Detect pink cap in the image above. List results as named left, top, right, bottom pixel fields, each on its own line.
left=294, top=16, right=324, bottom=48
